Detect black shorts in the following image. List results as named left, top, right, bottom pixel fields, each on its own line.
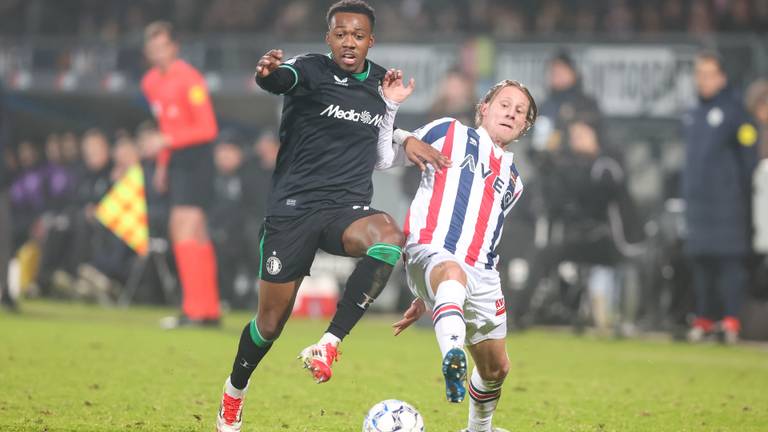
left=258, top=205, right=384, bottom=283
left=168, top=143, right=214, bottom=209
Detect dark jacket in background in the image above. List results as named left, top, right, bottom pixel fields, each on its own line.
left=534, top=84, right=602, bottom=151
left=682, top=87, right=759, bottom=256
left=42, top=162, right=77, bottom=212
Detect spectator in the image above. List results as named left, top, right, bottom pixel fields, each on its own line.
left=602, top=0, right=636, bottom=36
left=513, top=118, right=626, bottom=330
left=203, top=0, right=268, bottom=32
left=59, top=131, right=81, bottom=168
left=35, top=133, right=78, bottom=295
left=274, top=0, right=314, bottom=35
left=209, top=131, right=251, bottom=309
left=9, top=140, right=47, bottom=250
left=660, top=0, right=686, bottom=32
left=111, top=131, right=140, bottom=182
left=638, top=1, right=663, bottom=34
left=683, top=52, right=759, bottom=344
left=489, top=2, right=526, bottom=37
left=42, top=133, right=77, bottom=212
left=535, top=0, right=564, bottom=34
left=532, top=50, right=601, bottom=154
left=570, top=0, right=598, bottom=34
left=688, top=0, right=715, bottom=35
left=428, top=67, right=476, bottom=126
left=67, top=128, right=114, bottom=297
left=243, top=130, right=279, bottom=223
left=755, top=0, right=768, bottom=33
left=718, top=0, right=753, bottom=33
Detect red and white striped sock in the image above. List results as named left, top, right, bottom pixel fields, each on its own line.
left=431, top=280, right=467, bottom=358
left=467, top=367, right=503, bottom=431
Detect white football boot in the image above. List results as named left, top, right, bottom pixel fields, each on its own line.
left=216, top=377, right=248, bottom=432
left=298, top=342, right=340, bottom=383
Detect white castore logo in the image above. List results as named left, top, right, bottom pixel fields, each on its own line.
left=320, top=104, right=383, bottom=126
left=333, top=74, right=349, bottom=86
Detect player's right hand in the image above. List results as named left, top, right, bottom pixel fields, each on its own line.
left=392, top=298, right=427, bottom=336
left=255, top=49, right=283, bottom=78
left=382, top=68, right=415, bottom=104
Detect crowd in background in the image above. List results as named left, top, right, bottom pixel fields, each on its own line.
left=2, top=120, right=280, bottom=310
left=1, top=0, right=767, bottom=41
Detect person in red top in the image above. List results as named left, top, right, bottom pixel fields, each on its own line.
left=141, top=21, right=221, bottom=328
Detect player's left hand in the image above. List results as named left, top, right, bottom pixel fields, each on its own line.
left=404, top=137, right=452, bottom=172
left=392, top=298, right=427, bottom=336
left=381, top=68, right=415, bottom=104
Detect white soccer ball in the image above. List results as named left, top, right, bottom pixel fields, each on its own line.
left=362, top=399, right=425, bottom=432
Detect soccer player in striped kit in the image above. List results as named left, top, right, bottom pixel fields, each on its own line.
left=381, top=79, right=537, bottom=432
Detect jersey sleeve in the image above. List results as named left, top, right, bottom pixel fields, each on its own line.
left=376, top=117, right=457, bottom=170
left=256, top=54, right=320, bottom=95
left=166, top=68, right=218, bottom=151
left=374, top=98, right=406, bottom=170
left=413, top=117, right=456, bottom=145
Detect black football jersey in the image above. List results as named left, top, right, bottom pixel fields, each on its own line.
left=259, top=53, right=387, bottom=216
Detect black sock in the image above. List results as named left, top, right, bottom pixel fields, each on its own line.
left=327, top=255, right=394, bottom=340
left=230, top=321, right=273, bottom=389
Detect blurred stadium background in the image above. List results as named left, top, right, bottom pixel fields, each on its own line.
left=2, top=0, right=768, bottom=338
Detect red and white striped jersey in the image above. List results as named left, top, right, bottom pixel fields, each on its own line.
left=403, top=117, right=524, bottom=270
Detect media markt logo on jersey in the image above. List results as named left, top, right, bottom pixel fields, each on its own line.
left=320, top=104, right=383, bottom=126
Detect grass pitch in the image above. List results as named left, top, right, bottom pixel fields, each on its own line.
left=0, top=301, right=767, bottom=432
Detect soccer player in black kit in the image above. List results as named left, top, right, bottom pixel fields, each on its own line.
left=216, top=1, right=449, bottom=430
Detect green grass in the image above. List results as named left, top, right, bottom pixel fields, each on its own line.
left=0, top=301, right=767, bottom=432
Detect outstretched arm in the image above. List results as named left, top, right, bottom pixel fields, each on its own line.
left=254, top=49, right=298, bottom=94
left=375, top=69, right=412, bottom=170
left=376, top=69, right=451, bottom=171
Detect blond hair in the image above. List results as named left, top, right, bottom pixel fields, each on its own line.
left=475, top=80, right=537, bottom=136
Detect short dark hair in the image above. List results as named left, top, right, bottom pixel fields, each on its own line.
left=326, top=0, right=376, bottom=30
left=144, top=21, right=176, bottom=43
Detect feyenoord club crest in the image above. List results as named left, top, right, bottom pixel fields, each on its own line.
left=266, top=255, right=282, bottom=275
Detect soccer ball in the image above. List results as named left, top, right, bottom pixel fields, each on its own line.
left=362, top=399, right=425, bottom=432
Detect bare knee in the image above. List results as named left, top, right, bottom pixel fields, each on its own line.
left=430, top=261, right=467, bottom=290
left=378, top=226, right=405, bottom=248
left=255, top=314, right=287, bottom=341
left=478, top=358, right=510, bottom=382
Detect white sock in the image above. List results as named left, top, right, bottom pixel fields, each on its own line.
left=225, top=376, right=248, bottom=398
left=319, top=332, right=341, bottom=347
left=431, top=280, right=467, bottom=358
left=467, top=367, right=503, bottom=432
